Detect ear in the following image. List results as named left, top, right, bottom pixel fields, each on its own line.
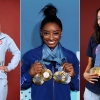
left=61, top=32, right=62, bottom=36
left=40, top=31, right=43, bottom=36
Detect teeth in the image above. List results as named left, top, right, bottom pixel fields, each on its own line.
left=48, top=41, right=55, bottom=44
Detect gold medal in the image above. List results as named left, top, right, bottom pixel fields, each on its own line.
left=90, top=67, right=100, bottom=76
left=53, top=71, right=71, bottom=84
left=33, top=74, right=44, bottom=85
left=42, top=69, right=52, bottom=81
left=33, top=69, right=52, bottom=85
left=53, top=71, right=66, bottom=83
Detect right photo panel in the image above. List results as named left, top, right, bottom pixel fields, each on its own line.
left=80, top=0, right=100, bottom=100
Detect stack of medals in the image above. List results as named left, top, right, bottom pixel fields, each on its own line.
left=53, top=66, right=71, bottom=84
left=33, top=64, right=52, bottom=85
left=33, top=62, right=71, bottom=85
left=90, top=44, right=100, bottom=76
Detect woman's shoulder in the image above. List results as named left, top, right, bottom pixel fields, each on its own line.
left=61, top=46, right=76, bottom=57
left=89, top=36, right=97, bottom=43
left=23, top=45, right=42, bottom=57
left=88, top=36, right=98, bottom=46
left=89, top=36, right=94, bottom=41
left=0, top=32, right=11, bottom=40
left=61, top=46, right=78, bottom=63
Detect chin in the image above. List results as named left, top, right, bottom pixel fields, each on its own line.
left=48, top=45, right=57, bottom=49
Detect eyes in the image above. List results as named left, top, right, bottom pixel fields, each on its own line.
left=42, top=31, right=60, bottom=36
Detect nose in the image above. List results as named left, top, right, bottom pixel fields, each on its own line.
left=49, top=33, right=53, bottom=40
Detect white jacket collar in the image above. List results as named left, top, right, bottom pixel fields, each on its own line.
left=0, top=32, right=6, bottom=39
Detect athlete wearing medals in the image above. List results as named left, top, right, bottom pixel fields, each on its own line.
left=21, top=4, right=79, bottom=100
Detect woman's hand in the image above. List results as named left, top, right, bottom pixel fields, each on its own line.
left=29, top=62, right=43, bottom=76
left=0, top=66, right=9, bottom=72
left=62, top=62, right=75, bottom=77
left=83, top=72, right=99, bottom=84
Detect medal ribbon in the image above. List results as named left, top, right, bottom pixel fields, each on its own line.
left=94, top=44, right=100, bottom=67
left=41, top=43, right=66, bottom=70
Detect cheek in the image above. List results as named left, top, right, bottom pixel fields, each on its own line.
left=57, top=36, right=61, bottom=41
left=54, top=35, right=61, bottom=39
left=42, top=36, right=48, bottom=40
left=42, top=35, right=61, bottom=40
left=42, top=36, right=49, bottom=42
left=98, top=20, right=100, bottom=25
left=57, top=35, right=61, bottom=40
left=54, top=36, right=61, bottom=42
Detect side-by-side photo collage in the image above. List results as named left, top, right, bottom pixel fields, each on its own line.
left=0, top=0, right=100, bottom=100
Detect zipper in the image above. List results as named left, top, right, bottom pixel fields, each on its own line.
left=52, top=62, right=55, bottom=100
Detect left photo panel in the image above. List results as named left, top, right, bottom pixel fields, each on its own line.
left=0, top=1, right=20, bottom=100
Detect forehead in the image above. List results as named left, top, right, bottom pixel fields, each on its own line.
left=98, top=10, right=100, bottom=16
left=43, top=22, right=61, bottom=30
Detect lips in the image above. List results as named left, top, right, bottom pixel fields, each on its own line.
left=47, top=41, right=56, bottom=45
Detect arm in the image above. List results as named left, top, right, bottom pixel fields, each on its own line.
left=70, top=56, right=79, bottom=91
left=7, top=36, right=20, bottom=71
left=21, top=55, right=33, bottom=90
left=0, top=35, right=20, bottom=72
left=21, top=55, right=43, bottom=90
left=84, top=57, right=92, bottom=73
left=83, top=57, right=99, bottom=84
left=62, top=58, right=79, bottom=91
left=63, top=53, right=79, bottom=91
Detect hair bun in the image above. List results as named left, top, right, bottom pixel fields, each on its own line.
left=41, top=3, right=58, bottom=18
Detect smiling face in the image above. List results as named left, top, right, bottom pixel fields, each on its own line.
left=41, top=22, right=62, bottom=49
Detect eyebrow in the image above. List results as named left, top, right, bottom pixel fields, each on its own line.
left=43, top=30, right=60, bottom=32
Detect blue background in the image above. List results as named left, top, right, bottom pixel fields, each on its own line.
left=21, top=0, right=79, bottom=55
left=21, top=0, right=80, bottom=100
